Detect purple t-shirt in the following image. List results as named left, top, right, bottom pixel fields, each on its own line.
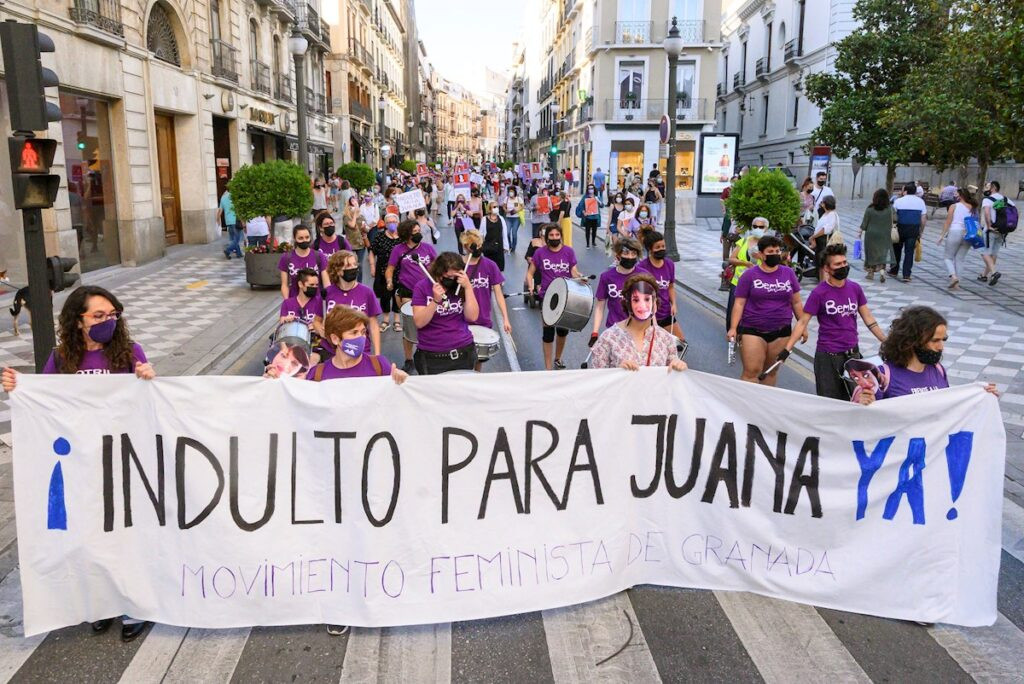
left=279, top=294, right=323, bottom=325
left=878, top=363, right=948, bottom=399
left=388, top=243, right=438, bottom=293
left=638, top=257, right=675, bottom=317
left=467, top=257, right=505, bottom=328
left=596, top=267, right=634, bottom=328
left=317, top=235, right=352, bottom=257
left=305, top=354, right=392, bottom=381
left=531, top=246, right=577, bottom=296
left=735, top=265, right=800, bottom=332
left=411, top=278, right=473, bottom=352
left=42, top=343, right=148, bottom=374
left=803, top=279, right=867, bottom=353
left=279, top=250, right=328, bottom=297
left=324, top=283, right=382, bottom=317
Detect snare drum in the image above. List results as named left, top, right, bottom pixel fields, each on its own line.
left=273, top=320, right=312, bottom=351
left=542, top=277, right=594, bottom=331
left=400, top=302, right=417, bottom=344
left=469, top=325, right=500, bottom=360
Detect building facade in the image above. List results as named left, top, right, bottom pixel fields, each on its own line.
left=435, top=79, right=478, bottom=164
left=0, top=0, right=333, bottom=282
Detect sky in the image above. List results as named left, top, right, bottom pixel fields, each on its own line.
left=414, top=0, right=523, bottom=99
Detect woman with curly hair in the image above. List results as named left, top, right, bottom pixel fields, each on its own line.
left=858, top=306, right=997, bottom=404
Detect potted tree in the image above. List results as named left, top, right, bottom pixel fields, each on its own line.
left=337, top=161, right=376, bottom=191
left=723, top=167, right=801, bottom=235
left=229, top=160, right=314, bottom=289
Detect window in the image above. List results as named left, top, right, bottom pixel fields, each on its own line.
left=147, top=2, right=181, bottom=66
left=741, top=40, right=747, bottom=80
left=617, top=61, right=644, bottom=108
left=249, top=20, right=259, bottom=61
left=765, top=22, right=772, bottom=71
left=792, top=94, right=799, bottom=128
left=272, top=35, right=281, bottom=77
left=762, top=94, right=769, bottom=135
left=797, top=0, right=806, bottom=55
left=209, top=0, right=221, bottom=43
left=671, top=0, right=700, bottom=20
left=675, top=61, right=695, bottom=110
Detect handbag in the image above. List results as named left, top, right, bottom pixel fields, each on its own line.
left=964, top=213, right=985, bottom=248
left=826, top=215, right=844, bottom=246
left=853, top=239, right=862, bottom=260
left=914, top=239, right=922, bottom=262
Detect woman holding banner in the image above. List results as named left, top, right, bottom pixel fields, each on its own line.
left=1, top=285, right=155, bottom=642
left=590, top=273, right=687, bottom=372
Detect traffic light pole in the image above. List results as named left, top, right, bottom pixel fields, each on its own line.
left=22, top=207, right=56, bottom=371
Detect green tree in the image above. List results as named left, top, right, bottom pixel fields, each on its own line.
left=228, top=160, right=312, bottom=222
left=881, top=0, right=1023, bottom=195
left=399, top=159, right=417, bottom=174
left=337, top=162, right=376, bottom=191
left=803, top=0, right=948, bottom=192
left=724, top=169, right=801, bottom=234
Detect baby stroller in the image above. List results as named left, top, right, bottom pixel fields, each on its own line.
left=787, top=223, right=819, bottom=282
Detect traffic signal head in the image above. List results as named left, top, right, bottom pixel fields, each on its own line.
left=8, top=136, right=59, bottom=209
left=0, top=21, right=62, bottom=132
left=550, top=143, right=559, bottom=155
left=45, top=256, right=79, bottom=293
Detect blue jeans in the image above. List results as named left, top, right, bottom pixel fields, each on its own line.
left=506, top=215, right=521, bottom=251
left=225, top=222, right=243, bottom=257
left=891, top=225, right=919, bottom=279
left=354, top=247, right=366, bottom=282
left=247, top=235, right=268, bottom=248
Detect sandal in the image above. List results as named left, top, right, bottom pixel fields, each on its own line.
left=394, top=322, right=403, bottom=333
left=380, top=322, right=390, bottom=332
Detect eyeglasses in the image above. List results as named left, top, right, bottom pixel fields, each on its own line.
left=81, top=311, right=122, bottom=323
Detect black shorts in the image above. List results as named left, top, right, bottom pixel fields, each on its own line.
left=738, top=324, right=791, bottom=343
left=414, top=343, right=477, bottom=375
left=542, top=325, right=570, bottom=343
left=395, top=284, right=413, bottom=299
left=657, top=315, right=673, bottom=329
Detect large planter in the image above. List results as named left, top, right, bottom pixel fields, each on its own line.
left=245, top=251, right=281, bottom=289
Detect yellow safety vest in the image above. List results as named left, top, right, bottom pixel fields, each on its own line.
left=731, top=237, right=760, bottom=286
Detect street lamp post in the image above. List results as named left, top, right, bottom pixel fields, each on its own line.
left=288, top=30, right=309, bottom=174
left=663, top=17, right=684, bottom=262
left=377, top=95, right=386, bottom=184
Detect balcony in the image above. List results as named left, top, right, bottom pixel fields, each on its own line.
left=716, top=82, right=724, bottom=98
left=537, top=124, right=551, bottom=139
left=733, top=72, right=745, bottom=90
left=275, top=73, right=293, bottom=102
left=250, top=59, right=271, bottom=95
left=348, top=38, right=374, bottom=73
left=575, top=101, right=593, bottom=125
left=356, top=0, right=371, bottom=12
left=603, top=97, right=708, bottom=122
left=69, top=0, right=124, bottom=37
left=271, top=0, right=297, bottom=20
left=614, top=21, right=654, bottom=45
left=664, top=19, right=705, bottom=44
left=755, top=57, right=769, bottom=80
left=304, top=87, right=326, bottom=114
left=210, top=39, right=239, bottom=83
left=784, top=39, right=801, bottom=63
left=303, top=4, right=320, bottom=37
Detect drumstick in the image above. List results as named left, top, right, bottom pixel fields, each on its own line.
left=758, top=359, right=783, bottom=381
left=455, top=251, right=472, bottom=296
left=410, top=254, right=447, bottom=300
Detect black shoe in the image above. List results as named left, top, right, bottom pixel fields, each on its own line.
left=887, top=269, right=898, bottom=277
left=326, top=624, right=350, bottom=635
left=989, top=271, right=1001, bottom=286
left=553, top=359, right=566, bottom=370
left=223, top=249, right=231, bottom=260
left=121, top=621, right=150, bottom=642
left=91, top=618, right=114, bottom=633
left=402, top=360, right=415, bottom=374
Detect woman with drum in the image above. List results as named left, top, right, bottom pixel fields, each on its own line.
left=590, top=273, right=687, bottom=372
left=639, top=231, right=685, bottom=341
left=325, top=251, right=382, bottom=356
left=369, top=212, right=401, bottom=333
left=590, top=237, right=642, bottom=347
left=279, top=224, right=329, bottom=298
left=386, top=219, right=438, bottom=373
left=727, top=235, right=806, bottom=386
left=279, top=267, right=326, bottom=366
left=460, top=230, right=512, bottom=371
left=411, top=252, right=479, bottom=374
left=526, top=223, right=584, bottom=370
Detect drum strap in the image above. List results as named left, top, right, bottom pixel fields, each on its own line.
left=645, top=325, right=656, bottom=367
left=313, top=363, right=326, bottom=382
left=369, top=355, right=383, bottom=376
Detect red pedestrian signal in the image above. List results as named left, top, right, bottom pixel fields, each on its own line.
left=8, top=136, right=59, bottom=208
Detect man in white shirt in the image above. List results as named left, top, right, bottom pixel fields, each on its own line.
left=979, top=180, right=1009, bottom=286
left=889, top=183, right=928, bottom=282
left=811, top=171, right=835, bottom=216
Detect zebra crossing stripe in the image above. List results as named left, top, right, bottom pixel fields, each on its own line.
left=339, top=623, right=452, bottom=683
left=714, top=591, right=871, bottom=683
left=116, top=623, right=189, bottom=683
left=0, top=569, right=45, bottom=681
left=1002, top=497, right=1024, bottom=564
left=930, top=615, right=1024, bottom=681
left=159, top=627, right=250, bottom=683
left=542, top=592, right=662, bottom=682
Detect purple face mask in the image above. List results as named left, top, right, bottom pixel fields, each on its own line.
left=340, top=336, right=366, bottom=358
left=87, top=317, right=117, bottom=344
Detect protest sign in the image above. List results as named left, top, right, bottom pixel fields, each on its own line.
left=10, top=370, right=1003, bottom=635
left=395, top=189, right=426, bottom=213
left=470, top=173, right=484, bottom=185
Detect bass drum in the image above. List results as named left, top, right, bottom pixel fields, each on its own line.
left=542, top=277, right=594, bottom=331
left=469, top=325, right=500, bottom=360
left=400, top=301, right=418, bottom=344
left=266, top=321, right=312, bottom=378
left=272, top=320, right=311, bottom=352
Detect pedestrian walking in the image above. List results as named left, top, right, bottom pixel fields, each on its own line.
left=555, top=190, right=573, bottom=248
left=503, top=186, right=523, bottom=252
left=411, top=252, right=479, bottom=375
left=324, top=251, right=382, bottom=356
left=939, top=180, right=958, bottom=214
left=937, top=188, right=978, bottom=289
left=811, top=172, right=835, bottom=217
left=591, top=238, right=642, bottom=343
left=244, top=214, right=271, bottom=248
left=526, top=223, right=584, bottom=370
left=478, top=203, right=509, bottom=271
left=889, top=182, right=928, bottom=282
left=644, top=178, right=663, bottom=226
left=639, top=230, right=684, bottom=341
left=857, top=189, right=895, bottom=282
left=811, top=195, right=842, bottom=279
left=218, top=190, right=243, bottom=259
left=978, top=180, right=1011, bottom=286
left=312, top=177, right=328, bottom=212
left=279, top=224, right=329, bottom=298
left=577, top=184, right=603, bottom=248
left=368, top=213, right=401, bottom=332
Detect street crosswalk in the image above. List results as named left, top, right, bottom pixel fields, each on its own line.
left=1, top=494, right=1021, bottom=682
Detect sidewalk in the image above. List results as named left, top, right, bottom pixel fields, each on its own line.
left=0, top=238, right=281, bottom=447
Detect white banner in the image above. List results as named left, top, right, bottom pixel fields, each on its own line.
left=394, top=189, right=426, bottom=213
left=10, top=370, right=1004, bottom=635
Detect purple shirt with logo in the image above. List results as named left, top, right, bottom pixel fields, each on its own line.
left=412, top=278, right=473, bottom=352
left=803, top=279, right=867, bottom=352
left=324, top=283, right=382, bottom=317
left=388, top=243, right=437, bottom=293
left=279, top=250, right=328, bottom=297
left=877, top=363, right=948, bottom=399
left=42, top=343, right=148, bottom=374
left=279, top=294, right=323, bottom=325
left=467, top=256, right=505, bottom=328
left=638, top=257, right=675, bottom=317
left=531, top=245, right=577, bottom=297
left=596, top=267, right=633, bottom=327
left=305, top=354, right=392, bottom=381
left=735, top=265, right=800, bottom=332
left=317, top=235, right=352, bottom=257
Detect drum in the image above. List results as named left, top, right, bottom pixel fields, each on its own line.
left=266, top=321, right=312, bottom=378
left=542, top=277, right=594, bottom=331
left=470, top=325, right=500, bottom=360
left=273, top=320, right=311, bottom=351
left=400, top=302, right=417, bottom=344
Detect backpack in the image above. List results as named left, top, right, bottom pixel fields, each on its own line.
left=991, top=196, right=1018, bottom=234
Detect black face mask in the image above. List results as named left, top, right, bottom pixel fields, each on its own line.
left=915, top=347, right=942, bottom=365
left=341, top=268, right=358, bottom=283
left=302, top=286, right=319, bottom=298
left=652, top=249, right=667, bottom=260
left=618, top=257, right=637, bottom=269
left=295, top=240, right=312, bottom=251
left=546, top=238, right=561, bottom=249
left=831, top=265, right=850, bottom=280
left=322, top=225, right=336, bottom=237
left=764, top=254, right=782, bottom=267
left=441, top=276, right=459, bottom=294
left=411, top=233, right=424, bottom=244
left=469, top=245, right=481, bottom=258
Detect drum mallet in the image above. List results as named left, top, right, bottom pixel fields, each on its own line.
left=454, top=251, right=472, bottom=296
left=410, top=254, right=447, bottom=301
left=581, top=348, right=594, bottom=369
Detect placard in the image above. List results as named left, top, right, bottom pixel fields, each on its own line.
left=395, top=189, right=427, bottom=213
left=698, top=133, right=739, bottom=195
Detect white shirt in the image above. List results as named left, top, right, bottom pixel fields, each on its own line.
left=444, top=183, right=455, bottom=202
left=812, top=185, right=835, bottom=212
left=817, top=211, right=839, bottom=236
left=982, top=193, right=1005, bottom=227
left=949, top=202, right=972, bottom=232
left=246, top=216, right=269, bottom=236
left=893, top=193, right=927, bottom=219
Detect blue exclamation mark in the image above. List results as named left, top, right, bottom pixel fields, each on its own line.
left=944, top=431, right=973, bottom=521
left=47, top=437, right=70, bottom=530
